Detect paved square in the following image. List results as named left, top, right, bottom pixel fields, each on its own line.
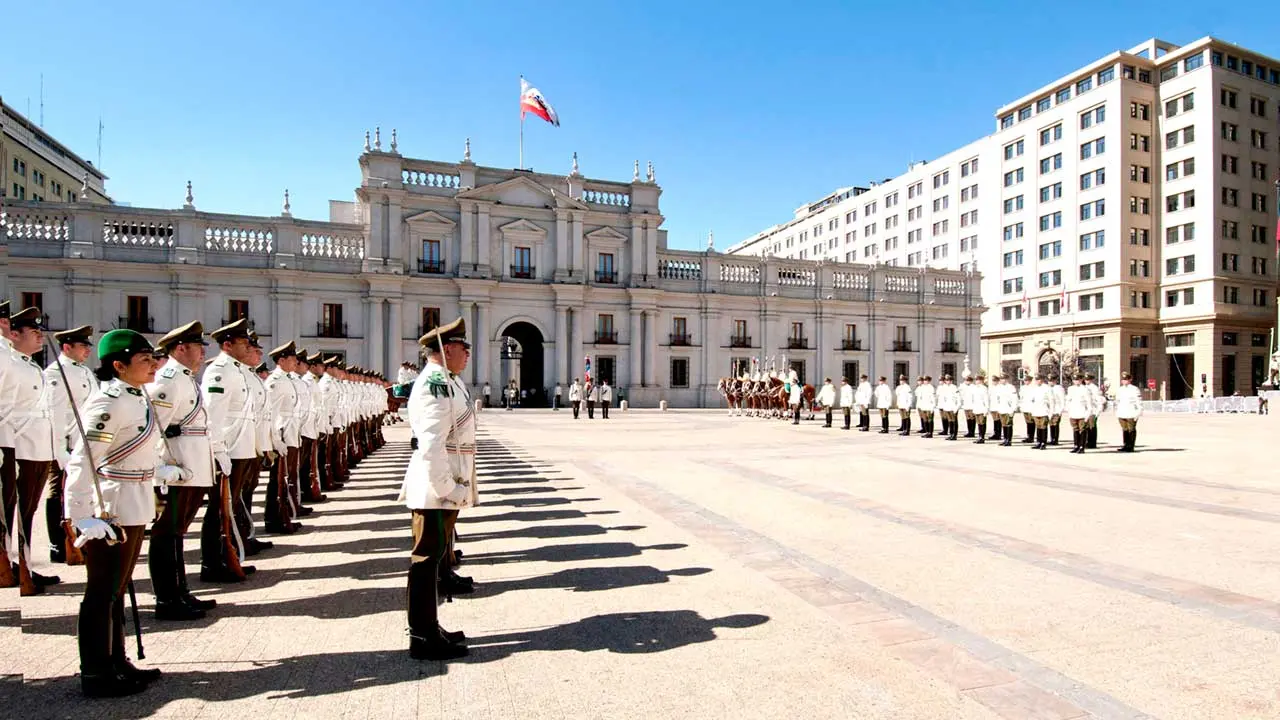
left=5, top=408, right=1279, bottom=718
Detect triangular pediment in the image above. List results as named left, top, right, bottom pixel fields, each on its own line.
left=586, top=226, right=628, bottom=242
left=403, top=209, right=456, bottom=228
left=499, top=218, right=547, bottom=236
left=456, top=175, right=589, bottom=210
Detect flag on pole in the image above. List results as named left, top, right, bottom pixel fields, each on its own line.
left=584, top=355, right=592, bottom=385
left=1060, top=283, right=1069, bottom=314
left=1021, top=288, right=1030, bottom=318
left=520, top=77, right=560, bottom=127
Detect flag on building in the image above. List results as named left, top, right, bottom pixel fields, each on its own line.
left=1060, top=283, right=1069, bottom=313
left=584, top=355, right=592, bottom=384
left=520, top=77, right=560, bottom=127
left=1021, top=288, right=1030, bottom=318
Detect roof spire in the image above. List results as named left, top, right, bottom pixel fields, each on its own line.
left=570, top=151, right=581, bottom=176
left=374, top=126, right=382, bottom=151
left=183, top=180, right=194, bottom=210
left=390, top=128, right=398, bottom=153
left=363, top=131, right=371, bottom=152
left=633, top=160, right=640, bottom=182
left=464, top=137, right=472, bottom=163
left=282, top=188, right=292, bottom=217
left=646, top=160, right=655, bottom=183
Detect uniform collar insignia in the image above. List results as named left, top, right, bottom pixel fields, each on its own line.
left=126, top=387, right=142, bottom=396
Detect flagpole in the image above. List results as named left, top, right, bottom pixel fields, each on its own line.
left=519, top=114, right=525, bottom=170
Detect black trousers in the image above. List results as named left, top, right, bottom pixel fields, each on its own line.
left=602, top=401, right=610, bottom=419
left=572, top=400, right=581, bottom=419
left=46, top=465, right=69, bottom=559
left=587, top=401, right=596, bottom=419
left=409, top=509, right=448, bottom=643
left=79, top=524, right=145, bottom=675
left=150, top=486, right=206, bottom=603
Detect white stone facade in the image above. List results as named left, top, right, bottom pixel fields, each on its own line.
left=1, top=146, right=980, bottom=407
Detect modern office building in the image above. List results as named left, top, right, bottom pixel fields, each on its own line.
left=1, top=97, right=110, bottom=205
left=729, top=37, right=1280, bottom=398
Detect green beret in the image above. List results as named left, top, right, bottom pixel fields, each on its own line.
left=98, top=329, right=154, bottom=359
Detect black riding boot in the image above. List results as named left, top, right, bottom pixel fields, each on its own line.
left=991, top=419, right=1002, bottom=440
left=974, top=421, right=986, bottom=443
left=175, top=535, right=216, bottom=611
left=113, top=601, right=161, bottom=684
left=824, top=410, right=833, bottom=428
left=1002, top=423, right=1013, bottom=446
left=46, top=497, right=67, bottom=563
left=880, top=414, right=889, bottom=433
left=1049, top=424, right=1060, bottom=446
left=150, top=537, right=204, bottom=621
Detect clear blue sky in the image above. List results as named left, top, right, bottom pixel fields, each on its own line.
left=7, top=1, right=1274, bottom=250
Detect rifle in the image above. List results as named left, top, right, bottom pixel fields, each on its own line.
left=44, top=338, right=141, bottom=655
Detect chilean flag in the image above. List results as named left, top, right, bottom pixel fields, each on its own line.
left=584, top=355, right=592, bottom=384
left=520, top=77, right=560, bottom=127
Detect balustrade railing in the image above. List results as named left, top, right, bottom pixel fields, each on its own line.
left=402, top=169, right=460, bottom=189
left=205, top=224, right=274, bottom=254
left=659, top=258, right=702, bottom=280
left=582, top=188, right=630, bottom=207
left=2, top=209, right=69, bottom=242
left=104, top=218, right=174, bottom=247
left=300, top=230, right=363, bottom=259
left=594, top=331, right=619, bottom=344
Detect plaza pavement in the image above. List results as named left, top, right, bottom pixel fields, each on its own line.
left=3, top=407, right=1278, bottom=718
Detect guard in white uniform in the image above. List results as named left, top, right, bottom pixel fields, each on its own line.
left=838, top=377, right=854, bottom=430
left=1018, top=374, right=1037, bottom=444
left=936, top=374, right=960, bottom=440
left=0, top=300, right=16, bottom=589
left=894, top=376, right=913, bottom=436
left=854, top=374, right=873, bottom=431
left=1047, top=376, right=1067, bottom=446
left=43, top=324, right=98, bottom=565
left=959, top=375, right=976, bottom=438
left=874, top=376, right=893, bottom=434
left=915, top=376, right=936, bottom=438
left=401, top=317, right=475, bottom=661
left=1029, top=375, right=1051, bottom=450
left=265, top=341, right=303, bottom=534
left=1084, top=373, right=1104, bottom=449
left=969, top=374, right=991, bottom=444
left=2, top=307, right=62, bottom=594
left=1114, top=371, right=1143, bottom=452
left=200, top=318, right=258, bottom=582
left=146, top=321, right=217, bottom=621
left=818, top=378, right=836, bottom=428
left=65, top=329, right=184, bottom=697
left=1065, top=374, right=1093, bottom=454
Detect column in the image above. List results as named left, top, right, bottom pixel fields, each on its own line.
left=366, top=297, right=384, bottom=373
left=477, top=205, right=491, bottom=274
left=459, top=205, right=474, bottom=273
left=644, top=310, right=657, bottom=386
left=645, top=225, right=659, bottom=279
left=388, top=199, right=403, bottom=266
left=555, top=212, right=569, bottom=278
left=476, top=302, right=491, bottom=389
left=555, top=306, right=569, bottom=387
left=368, top=194, right=386, bottom=261
left=629, top=309, right=643, bottom=387
left=630, top=218, right=644, bottom=281
left=571, top=212, right=584, bottom=277
left=571, top=308, right=584, bottom=383
left=388, top=298, right=403, bottom=376
left=458, top=301, right=475, bottom=384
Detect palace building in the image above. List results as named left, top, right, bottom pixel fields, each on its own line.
left=1, top=135, right=979, bottom=407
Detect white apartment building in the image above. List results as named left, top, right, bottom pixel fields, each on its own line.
left=729, top=37, right=1280, bottom=399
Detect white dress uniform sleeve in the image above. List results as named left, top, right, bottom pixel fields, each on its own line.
left=405, top=374, right=465, bottom=504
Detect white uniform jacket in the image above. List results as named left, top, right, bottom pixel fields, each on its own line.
left=915, top=383, right=936, bottom=412
left=265, top=367, right=301, bottom=452
left=959, top=382, right=974, bottom=412
left=64, top=379, right=163, bottom=526
left=0, top=338, right=16, bottom=448
left=588, top=385, right=601, bottom=403
left=874, top=383, right=893, bottom=409
left=1086, top=383, right=1104, bottom=416
left=1018, top=384, right=1034, bottom=414
left=854, top=382, right=873, bottom=409
left=1065, top=385, right=1093, bottom=420
left=293, top=372, right=316, bottom=441
left=569, top=382, right=583, bottom=402
left=817, top=383, right=836, bottom=408
left=1027, top=385, right=1050, bottom=417
left=894, top=384, right=913, bottom=411
left=1114, top=385, right=1143, bottom=420
left=839, top=383, right=854, bottom=408
left=247, top=371, right=271, bottom=455
left=1048, top=384, right=1066, bottom=417
left=968, top=383, right=990, bottom=415
left=146, top=359, right=215, bottom=488
left=303, top=372, right=326, bottom=437
left=400, top=361, right=478, bottom=510
left=202, top=352, right=257, bottom=460
left=2, top=352, right=60, bottom=464
left=936, top=383, right=960, bottom=412
left=319, top=374, right=341, bottom=432
left=788, top=383, right=803, bottom=406
left=991, top=384, right=1018, bottom=415
left=44, top=354, right=98, bottom=455
left=601, top=385, right=613, bottom=403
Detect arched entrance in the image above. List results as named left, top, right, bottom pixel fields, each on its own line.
left=500, top=321, right=546, bottom=407
left=1037, top=348, right=1059, bottom=380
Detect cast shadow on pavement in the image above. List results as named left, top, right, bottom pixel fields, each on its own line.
left=459, top=509, right=620, bottom=525
left=465, top=542, right=687, bottom=565
left=471, top=565, right=712, bottom=598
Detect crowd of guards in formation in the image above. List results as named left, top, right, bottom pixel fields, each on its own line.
left=0, top=304, right=391, bottom=697
left=794, top=370, right=1144, bottom=453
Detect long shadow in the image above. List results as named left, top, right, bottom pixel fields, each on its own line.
left=459, top=509, right=620, bottom=524
left=464, top=524, right=645, bottom=543
left=483, top=497, right=600, bottom=508
left=483, top=486, right=584, bottom=496
left=466, top=542, right=686, bottom=565
left=473, top=565, right=710, bottom=598
left=475, top=469, right=562, bottom=478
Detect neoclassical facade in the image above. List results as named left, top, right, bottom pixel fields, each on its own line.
left=1, top=141, right=982, bottom=406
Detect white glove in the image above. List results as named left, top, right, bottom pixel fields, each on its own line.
left=72, top=517, right=119, bottom=548
left=215, top=452, right=231, bottom=476
left=155, top=465, right=191, bottom=485
left=442, top=481, right=469, bottom=506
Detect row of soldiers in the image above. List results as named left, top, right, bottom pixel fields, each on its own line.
left=0, top=306, right=391, bottom=697
left=808, top=371, right=1144, bottom=452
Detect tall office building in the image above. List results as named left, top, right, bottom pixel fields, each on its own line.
left=729, top=37, right=1280, bottom=398
left=1, top=97, right=110, bottom=204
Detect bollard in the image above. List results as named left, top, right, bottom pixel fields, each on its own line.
left=659, top=400, right=668, bottom=412
left=474, top=399, right=483, bottom=413
left=620, top=400, right=629, bottom=411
